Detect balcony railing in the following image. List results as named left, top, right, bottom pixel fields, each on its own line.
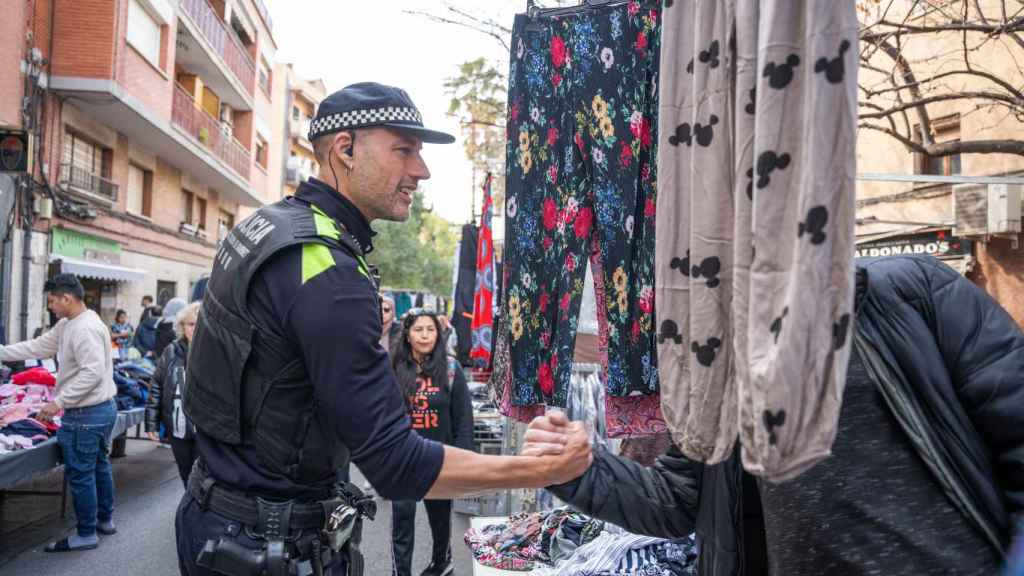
left=289, top=118, right=312, bottom=140
left=179, top=0, right=256, bottom=95
left=172, top=85, right=251, bottom=180
left=59, top=163, right=119, bottom=202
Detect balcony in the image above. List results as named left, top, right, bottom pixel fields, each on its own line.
left=177, top=0, right=255, bottom=103
left=289, top=117, right=312, bottom=141
left=59, top=163, right=119, bottom=204
left=172, top=84, right=251, bottom=180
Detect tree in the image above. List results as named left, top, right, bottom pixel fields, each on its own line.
left=415, top=1, right=1024, bottom=167
left=369, top=191, right=457, bottom=297
left=858, top=0, right=1024, bottom=159
left=444, top=57, right=508, bottom=216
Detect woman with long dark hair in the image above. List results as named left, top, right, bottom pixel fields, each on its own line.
left=390, top=309, right=473, bottom=576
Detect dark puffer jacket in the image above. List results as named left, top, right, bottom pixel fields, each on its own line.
left=550, top=256, right=1024, bottom=575
left=145, top=338, right=190, bottom=435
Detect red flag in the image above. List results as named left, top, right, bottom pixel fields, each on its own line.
left=470, top=174, right=496, bottom=370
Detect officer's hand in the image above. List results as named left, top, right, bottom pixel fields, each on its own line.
left=521, top=411, right=571, bottom=457
left=545, top=420, right=593, bottom=485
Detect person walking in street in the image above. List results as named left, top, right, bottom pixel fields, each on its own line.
left=524, top=255, right=1024, bottom=576
left=178, top=82, right=591, bottom=576
left=145, top=301, right=199, bottom=487
left=390, top=308, right=473, bottom=576
left=133, top=295, right=159, bottom=355
left=109, top=310, right=133, bottom=361
left=0, top=274, right=118, bottom=552
left=138, top=295, right=156, bottom=326
left=153, top=297, right=186, bottom=359
left=381, top=295, right=401, bottom=353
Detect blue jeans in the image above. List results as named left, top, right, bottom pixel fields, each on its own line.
left=57, top=399, right=117, bottom=537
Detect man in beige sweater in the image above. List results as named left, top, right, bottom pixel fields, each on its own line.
left=0, top=274, right=118, bottom=552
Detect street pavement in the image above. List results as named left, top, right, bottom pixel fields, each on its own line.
left=0, top=438, right=474, bottom=575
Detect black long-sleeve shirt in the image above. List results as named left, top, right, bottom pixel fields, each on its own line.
left=406, top=358, right=474, bottom=451
left=196, top=179, right=444, bottom=501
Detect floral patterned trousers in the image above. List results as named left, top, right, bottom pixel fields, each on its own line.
left=499, top=2, right=667, bottom=436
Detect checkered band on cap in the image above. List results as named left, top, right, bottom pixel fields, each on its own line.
left=308, top=106, right=424, bottom=140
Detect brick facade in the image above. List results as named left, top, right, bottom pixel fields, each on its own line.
left=971, top=237, right=1024, bottom=330
left=1, top=0, right=286, bottom=336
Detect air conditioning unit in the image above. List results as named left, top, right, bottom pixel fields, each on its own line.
left=953, top=183, right=1023, bottom=237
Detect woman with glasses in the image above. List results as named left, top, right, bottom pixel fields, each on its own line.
left=145, top=301, right=201, bottom=487
left=390, top=308, right=473, bottom=576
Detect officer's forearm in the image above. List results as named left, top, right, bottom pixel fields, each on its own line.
left=424, top=446, right=562, bottom=499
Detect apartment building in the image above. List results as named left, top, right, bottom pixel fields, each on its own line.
left=856, top=0, right=1024, bottom=326
left=276, top=63, right=326, bottom=202
left=0, top=0, right=288, bottom=340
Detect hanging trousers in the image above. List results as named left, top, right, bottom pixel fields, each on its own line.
left=502, top=3, right=665, bottom=436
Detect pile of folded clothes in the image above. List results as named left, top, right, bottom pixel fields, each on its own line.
left=465, top=507, right=698, bottom=574
left=112, top=358, right=155, bottom=410
left=0, top=367, right=60, bottom=454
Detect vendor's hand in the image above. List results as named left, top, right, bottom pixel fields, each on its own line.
left=147, top=432, right=160, bottom=442
left=37, top=402, right=60, bottom=422
left=545, top=421, right=593, bottom=485
left=521, top=411, right=573, bottom=457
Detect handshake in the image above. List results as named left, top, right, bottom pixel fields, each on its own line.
left=520, top=410, right=594, bottom=485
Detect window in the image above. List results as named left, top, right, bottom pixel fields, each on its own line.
left=127, top=164, right=153, bottom=217
left=255, top=136, right=268, bottom=169
left=197, top=197, right=207, bottom=230
left=156, top=280, right=177, bottom=308
left=182, top=190, right=194, bottom=225
left=127, top=0, right=161, bottom=67
left=218, top=210, right=235, bottom=241
left=63, top=133, right=103, bottom=176
left=292, top=106, right=300, bottom=122
left=258, top=59, right=272, bottom=95
left=914, top=115, right=961, bottom=177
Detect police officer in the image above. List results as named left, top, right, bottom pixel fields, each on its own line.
left=177, top=83, right=592, bottom=576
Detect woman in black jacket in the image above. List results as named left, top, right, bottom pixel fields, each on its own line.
left=145, top=301, right=200, bottom=487
left=390, top=308, right=473, bottom=576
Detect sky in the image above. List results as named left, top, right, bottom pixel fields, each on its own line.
left=266, top=0, right=528, bottom=228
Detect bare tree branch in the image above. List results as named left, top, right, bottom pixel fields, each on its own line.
left=403, top=8, right=510, bottom=51
left=861, top=122, right=1024, bottom=156
left=860, top=90, right=1024, bottom=119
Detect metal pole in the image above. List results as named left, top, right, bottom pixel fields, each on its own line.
left=19, top=176, right=34, bottom=341
left=857, top=172, right=1024, bottom=185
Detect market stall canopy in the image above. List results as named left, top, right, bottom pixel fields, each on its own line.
left=49, top=255, right=147, bottom=283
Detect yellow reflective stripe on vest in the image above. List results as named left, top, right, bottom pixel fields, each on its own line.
left=310, top=204, right=342, bottom=241
left=301, top=243, right=335, bottom=284
left=307, top=203, right=371, bottom=281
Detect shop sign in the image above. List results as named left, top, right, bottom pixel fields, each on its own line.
left=855, top=230, right=972, bottom=259
left=52, top=227, right=122, bottom=260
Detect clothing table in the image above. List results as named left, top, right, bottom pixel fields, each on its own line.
left=113, top=407, right=144, bottom=439
left=469, top=516, right=523, bottom=576
left=0, top=407, right=148, bottom=517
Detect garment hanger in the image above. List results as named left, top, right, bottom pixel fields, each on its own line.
left=524, top=0, right=658, bottom=32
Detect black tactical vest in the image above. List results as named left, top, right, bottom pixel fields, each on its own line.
left=185, top=194, right=378, bottom=488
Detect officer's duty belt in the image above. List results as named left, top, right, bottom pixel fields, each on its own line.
left=187, top=466, right=336, bottom=532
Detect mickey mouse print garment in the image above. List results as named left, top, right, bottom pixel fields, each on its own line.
left=656, top=0, right=858, bottom=481
left=655, top=0, right=739, bottom=465
left=501, top=3, right=665, bottom=437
